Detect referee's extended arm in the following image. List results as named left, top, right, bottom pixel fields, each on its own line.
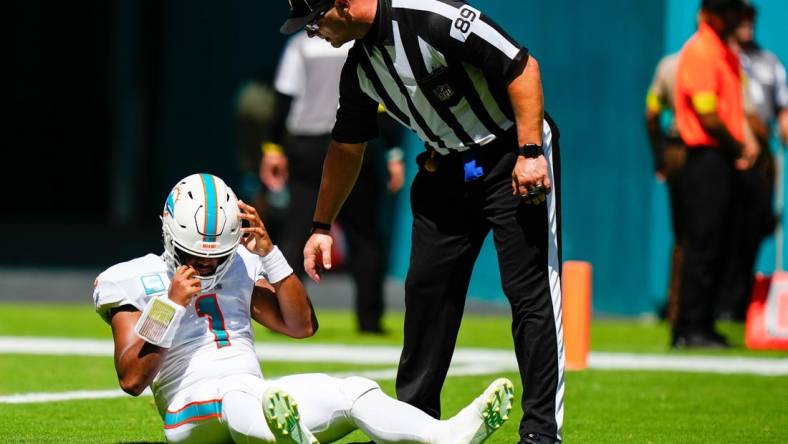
left=508, top=55, right=550, bottom=203
left=303, top=140, right=367, bottom=282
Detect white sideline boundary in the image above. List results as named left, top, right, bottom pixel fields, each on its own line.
left=1, top=336, right=788, bottom=404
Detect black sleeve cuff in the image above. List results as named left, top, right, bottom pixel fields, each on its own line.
left=331, top=120, right=379, bottom=144
left=504, top=47, right=529, bottom=84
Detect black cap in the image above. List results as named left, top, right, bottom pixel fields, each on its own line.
left=280, top=0, right=334, bottom=35
left=701, top=0, right=747, bottom=14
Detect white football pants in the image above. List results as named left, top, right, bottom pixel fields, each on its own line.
left=163, top=373, right=465, bottom=443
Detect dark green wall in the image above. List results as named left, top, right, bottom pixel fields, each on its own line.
left=152, top=0, right=292, bottom=215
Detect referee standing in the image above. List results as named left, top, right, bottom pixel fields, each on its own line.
left=282, top=1, right=564, bottom=442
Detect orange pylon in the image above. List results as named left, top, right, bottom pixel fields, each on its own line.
left=562, top=261, right=592, bottom=370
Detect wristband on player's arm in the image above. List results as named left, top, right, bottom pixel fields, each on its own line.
left=134, top=296, right=186, bottom=348
left=260, top=245, right=294, bottom=284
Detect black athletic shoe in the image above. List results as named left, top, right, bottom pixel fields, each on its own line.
left=519, top=433, right=560, bottom=444
left=358, top=326, right=387, bottom=335
left=671, top=331, right=730, bottom=349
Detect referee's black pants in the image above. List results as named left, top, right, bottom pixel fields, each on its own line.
left=396, top=125, right=564, bottom=441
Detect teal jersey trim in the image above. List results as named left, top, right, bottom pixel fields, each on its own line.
left=163, top=399, right=222, bottom=429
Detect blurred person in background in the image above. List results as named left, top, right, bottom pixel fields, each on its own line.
left=260, top=30, right=406, bottom=334
left=716, top=1, right=788, bottom=321
left=673, top=0, right=759, bottom=348
left=284, top=0, right=564, bottom=442
left=645, top=52, right=685, bottom=321
left=93, top=173, right=513, bottom=444
left=235, top=77, right=287, bottom=240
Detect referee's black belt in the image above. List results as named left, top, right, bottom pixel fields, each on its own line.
left=417, top=129, right=516, bottom=182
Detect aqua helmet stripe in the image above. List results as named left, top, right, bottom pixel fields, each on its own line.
left=200, top=173, right=218, bottom=242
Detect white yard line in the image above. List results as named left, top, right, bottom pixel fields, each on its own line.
left=1, top=336, right=788, bottom=405
left=0, top=363, right=520, bottom=404
left=0, top=389, right=150, bottom=404
left=589, top=352, right=788, bottom=376
left=0, top=337, right=511, bottom=365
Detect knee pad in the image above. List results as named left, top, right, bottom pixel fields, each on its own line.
left=339, top=376, right=380, bottom=405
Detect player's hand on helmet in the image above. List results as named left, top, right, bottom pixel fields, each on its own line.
left=303, top=231, right=333, bottom=283
left=512, top=154, right=551, bottom=205
left=238, top=200, right=274, bottom=257
left=169, top=265, right=201, bottom=306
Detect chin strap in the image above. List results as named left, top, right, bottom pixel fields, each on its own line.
left=134, top=296, right=185, bottom=348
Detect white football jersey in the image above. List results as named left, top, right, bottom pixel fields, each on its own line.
left=93, top=247, right=270, bottom=412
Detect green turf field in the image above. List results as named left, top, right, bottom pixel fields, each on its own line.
left=1, top=302, right=787, bottom=443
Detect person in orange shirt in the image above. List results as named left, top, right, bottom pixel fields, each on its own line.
left=673, top=0, right=759, bottom=348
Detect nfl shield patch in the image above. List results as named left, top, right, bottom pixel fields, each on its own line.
left=433, top=84, right=455, bottom=102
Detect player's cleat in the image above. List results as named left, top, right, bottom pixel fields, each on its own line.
left=447, top=377, right=514, bottom=444
left=263, top=387, right=318, bottom=444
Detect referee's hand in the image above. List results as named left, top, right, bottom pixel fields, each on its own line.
left=304, top=231, right=333, bottom=283
left=512, top=155, right=551, bottom=204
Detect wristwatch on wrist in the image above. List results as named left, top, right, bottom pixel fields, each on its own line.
left=311, top=221, right=331, bottom=234
left=517, top=143, right=543, bottom=158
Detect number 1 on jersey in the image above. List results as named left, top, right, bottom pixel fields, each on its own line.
left=196, top=294, right=231, bottom=348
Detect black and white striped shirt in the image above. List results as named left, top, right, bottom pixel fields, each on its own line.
left=331, top=0, right=529, bottom=154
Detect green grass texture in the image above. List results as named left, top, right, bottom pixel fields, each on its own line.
left=1, top=303, right=787, bottom=443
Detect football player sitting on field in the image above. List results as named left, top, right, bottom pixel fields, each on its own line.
left=92, top=173, right=514, bottom=444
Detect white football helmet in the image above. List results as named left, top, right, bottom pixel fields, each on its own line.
left=161, top=173, right=243, bottom=292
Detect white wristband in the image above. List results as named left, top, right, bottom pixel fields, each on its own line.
left=260, top=245, right=293, bottom=284
left=134, top=296, right=185, bottom=348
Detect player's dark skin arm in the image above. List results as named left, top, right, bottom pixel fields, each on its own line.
left=108, top=265, right=200, bottom=396
left=109, top=307, right=167, bottom=397
left=250, top=276, right=318, bottom=338
left=239, top=200, right=318, bottom=337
